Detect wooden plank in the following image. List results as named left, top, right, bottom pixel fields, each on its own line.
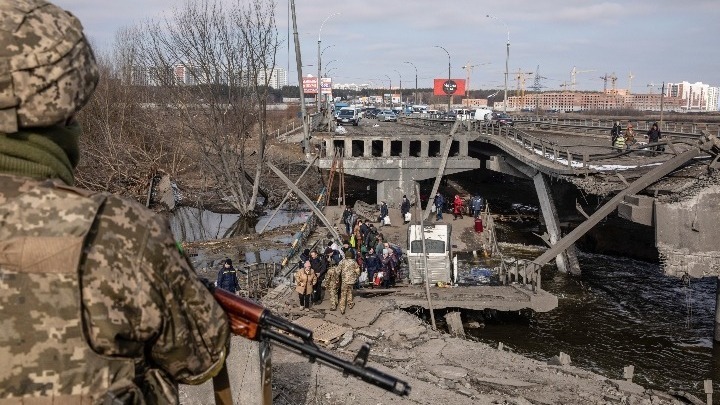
left=293, top=316, right=350, bottom=345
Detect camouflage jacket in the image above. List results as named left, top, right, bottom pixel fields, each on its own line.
left=0, top=174, right=229, bottom=404
left=338, top=258, right=361, bottom=286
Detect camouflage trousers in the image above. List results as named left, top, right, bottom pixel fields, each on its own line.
left=327, top=278, right=340, bottom=309
left=338, top=285, right=354, bottom=313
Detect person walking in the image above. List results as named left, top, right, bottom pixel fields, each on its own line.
left=646, top=122, right=663, bottom=155
left=342, top=205, right=353, bottom=235
left=433, top=193, right=445, bottom=221
left=326, top=257, right=342, bottom=311
left=338, top=251, right=361, bottom=314
left=453, top=195, right=464, bottom=220
left=217, top=258, right=241, bottom=294
left=610, top=121, right=621, bottom=146
left=310, top=250, right=327, bottom=304
left=471, top=195, right=484, bottom=218
left=624, top=122, right=636, bottom=149
left=379, top=201, right=389, bottom=226
left=0, top=2, right=229, bottom=402
left=295, top=261, right=317, bottom=310
left=401, top=195, right=411, bottom=224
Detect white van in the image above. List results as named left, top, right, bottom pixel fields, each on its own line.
left=336, top=107, right=360, bottom=126
left=474, top=108, right=493, bottom=122
left=407, top=224, right=453, bottom=285
left=452, top=108, right=473, bottom=121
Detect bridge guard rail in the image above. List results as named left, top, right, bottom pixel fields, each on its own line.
left=481, top=205, right=541, bottom=292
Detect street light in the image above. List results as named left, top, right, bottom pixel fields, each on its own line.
left=393, top=69, right=402, bottom=112
left=403, top=61, right=418, bottom=105
left=434, top=45, right=451, bottom=113
left=323, top=59, right=339, bottom=77
left=486, top=14, right=510, bottom=113
left=384, top=74, right=392, bottom=109
left=318, top=12, right=340, bottom=109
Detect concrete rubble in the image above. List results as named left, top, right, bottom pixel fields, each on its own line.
left=179, top=285, right=688, bottom=405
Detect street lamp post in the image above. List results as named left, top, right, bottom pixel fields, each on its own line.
left=384, top=74, right=392, bottom=109
left=403, top=61, right=418, bottom=105
left=434, top=45, right=451, bottom=113
left=318, top=12, right=339, bottom=110
left=394, top=69, right=402, bottom=113
left=487, top=14, right=509, bottom=113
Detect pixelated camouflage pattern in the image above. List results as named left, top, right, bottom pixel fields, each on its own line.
left=325, top=265, right=341, bottom=308
left=337, top=259, right=360, bottom=313
left=339, top=258, right=361, bottom=286
left=0, top=0, right=98, bottom=133
left=0, top=174, right=229, bottom=404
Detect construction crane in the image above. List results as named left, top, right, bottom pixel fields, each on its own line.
left=628, top=71, right=635, bottom=94
left=461, top=61, right=490, bottom=106
left=570, top=66, right=595, bottom=91
left=514, top=68, right=534, bottom=109
left=609, top=72, right=618, bottom=93
left=599, top=73, right=610, bottom=92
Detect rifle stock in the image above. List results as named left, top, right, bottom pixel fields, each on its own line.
left=206, top=282, right=411, bottom=397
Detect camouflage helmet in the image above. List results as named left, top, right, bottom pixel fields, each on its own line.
left=0, top=0, right=98, bottom=133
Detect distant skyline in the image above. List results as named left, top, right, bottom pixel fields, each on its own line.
left=56, top=0, right=719, bottom=92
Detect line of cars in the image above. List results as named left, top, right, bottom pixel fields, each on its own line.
left=335, top=106, right=398, bottom=125
left=334, top=105, right=513, bottom=126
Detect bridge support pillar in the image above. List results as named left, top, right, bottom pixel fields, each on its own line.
left=533, top=173, right=581, bottom=275
left=402, top=140, right=410, bottom=157
left=377, top=178, right=418, bottom=207
left=382, top=139, right=391, bottom=157
left=420, top=140, right=429, bottom=158
left=344, top=138, right=352, bottom=156
left=460, top=139, right=469, bottom=157
left=363, top=139, right=372, bottom=157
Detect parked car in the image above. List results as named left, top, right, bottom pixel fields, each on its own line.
left=365, top=108, right=381, bottom=119
left=376, top=110, right=397, bottom=122
left=490, top=112, right=514, bottom=126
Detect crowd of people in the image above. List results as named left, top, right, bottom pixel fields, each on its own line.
left=611, top=120, right=663, bottom=154
left=286, top=206, right=408, bottom=313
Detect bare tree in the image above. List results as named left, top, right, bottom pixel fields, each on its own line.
left=134, top=0, right=280, bottom=217
left=76, top=27, right=192, bottom=201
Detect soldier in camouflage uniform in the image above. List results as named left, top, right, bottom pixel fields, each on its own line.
left=338, top=251, right=361, bottom=314
left=325, top=257, right=342, bottom=311
left=0, top=1, right=230, bottom=403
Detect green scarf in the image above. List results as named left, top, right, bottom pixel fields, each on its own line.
left=0, top=123, right=81, bottom=186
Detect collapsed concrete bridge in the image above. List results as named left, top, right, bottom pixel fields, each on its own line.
left=310, top=117, right=720, bottom=279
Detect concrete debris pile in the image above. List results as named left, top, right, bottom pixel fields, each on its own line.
left=248, top=286, right=686, bottom=405
left=353, top=200, right=380, bottom=222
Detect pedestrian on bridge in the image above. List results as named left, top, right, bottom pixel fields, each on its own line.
left=624, top=123, right=636, bottom=149
left=295, top=261, right=317, bottom=310
left=433, top=193, right=445, bottom=221
left=401, top=195, right=411, bottom=224
left=453, top=195, right=465, bottom=220
left=647, top=122, right=663, bottom=155
left=611, top=121, right=621, bottom=146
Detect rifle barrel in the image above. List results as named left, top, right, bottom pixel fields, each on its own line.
left=262, top=329, right=411, bottom=397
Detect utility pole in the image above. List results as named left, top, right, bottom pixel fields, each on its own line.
left=404, top=61, right=418, bottom=105
left=290, top=0, right=309, bottom=153
left=434, top=45, right=451, bottom=113
left=660, top=81, right=665, bottom=128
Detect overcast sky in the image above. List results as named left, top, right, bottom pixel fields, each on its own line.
left=55, top=0, right=719, bottom=92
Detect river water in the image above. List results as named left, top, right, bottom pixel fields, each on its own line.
left=455, top=231, right=717, bottom=397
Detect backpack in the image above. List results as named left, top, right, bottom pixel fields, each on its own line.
left=331, top=250, right=342, bottom=265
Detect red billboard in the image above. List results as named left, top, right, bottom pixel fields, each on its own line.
left=302, top=76, right=318, bottom=94
left=433, top=78, right=466, bottom=96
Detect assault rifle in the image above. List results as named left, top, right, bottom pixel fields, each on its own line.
left=202, top=279, right=411, bottom=402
